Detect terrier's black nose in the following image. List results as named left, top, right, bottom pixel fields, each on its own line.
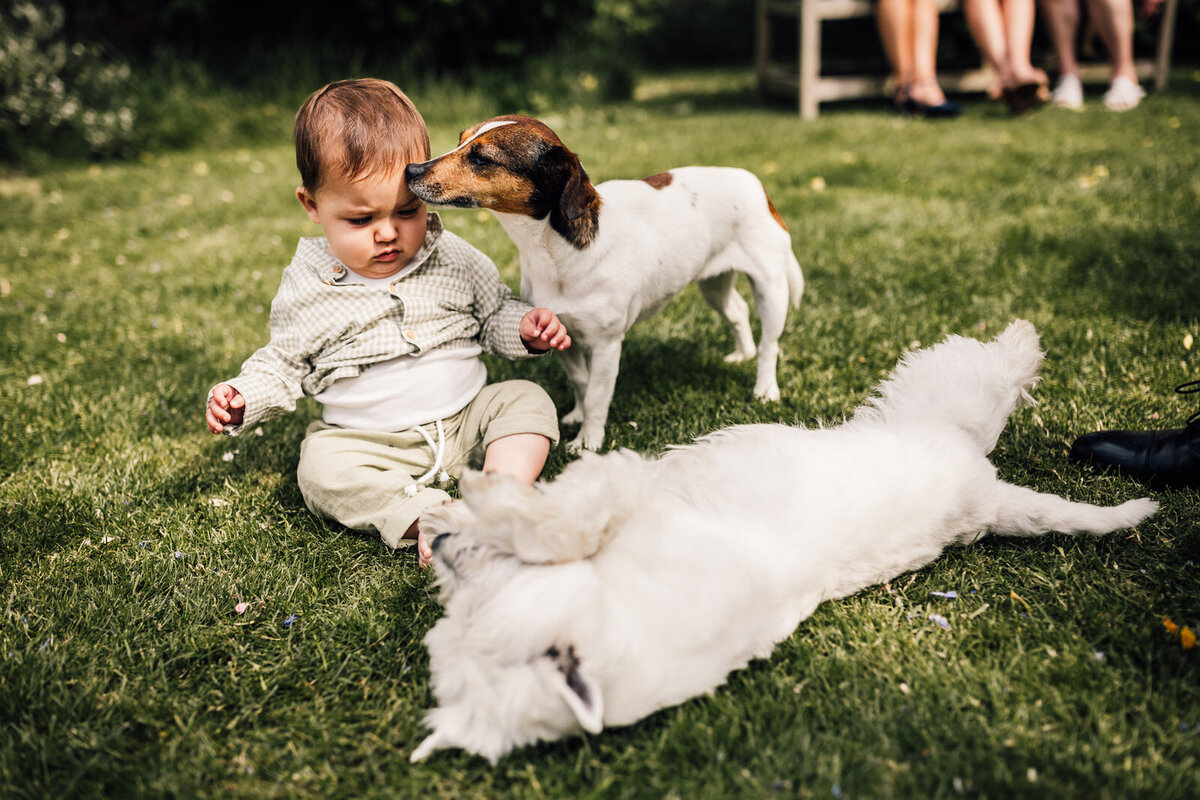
left=432, top=532, right=450, bottom=551
left=405, top=161, right=429, bottom=181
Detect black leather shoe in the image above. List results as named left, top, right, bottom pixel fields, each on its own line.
left=1069, top=381, right=1200, bottom=489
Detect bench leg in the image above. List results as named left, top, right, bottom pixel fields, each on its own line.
left=1154, top=0, right=1179, bottom=90
left=799, top=0, right=821, bottom=119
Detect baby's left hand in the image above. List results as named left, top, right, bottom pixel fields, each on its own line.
left=520, top=308, right=571, bottom=352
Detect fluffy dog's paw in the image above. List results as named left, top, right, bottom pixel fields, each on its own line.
left=419, top=500, right=475, bottom=538
left=561, top=405, right=585, bottom=426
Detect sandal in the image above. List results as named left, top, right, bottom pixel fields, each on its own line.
left=1104, top=76, right=1146, bottom=111
left=1002, top=81, right=1047, bottom=115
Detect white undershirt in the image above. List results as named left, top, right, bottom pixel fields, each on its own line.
left=313, top=264, right=486, bottom=432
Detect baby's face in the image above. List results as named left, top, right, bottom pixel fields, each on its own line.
left=298, top=167, right=429, bottom=279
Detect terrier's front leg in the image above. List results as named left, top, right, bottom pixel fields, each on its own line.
left=558, top=345, right=589, bottom=426
left=568, top=340, right=622, bottom=452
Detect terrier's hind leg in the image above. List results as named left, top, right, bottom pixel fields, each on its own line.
left=747, top=272, right=790, bottom=402
left=698, top=272, right=756, bottom=363
left=987, top=482, right=1158, bottom=537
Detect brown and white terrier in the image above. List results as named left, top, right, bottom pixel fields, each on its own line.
left=406, top=115, right=804, bottom=450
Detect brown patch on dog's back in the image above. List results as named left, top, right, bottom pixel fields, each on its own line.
left=765, top=192, right=788, bottom=231
left=642, top=172, right=673, bottom=190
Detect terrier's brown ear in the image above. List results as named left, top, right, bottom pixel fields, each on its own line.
left=537, top=146, right=601, bottom=249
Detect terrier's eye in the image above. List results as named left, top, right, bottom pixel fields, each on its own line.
left=467, top=149, right=492, bottom=168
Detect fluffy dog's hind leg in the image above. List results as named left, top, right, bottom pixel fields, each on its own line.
left=986, top=482, right=1158, bottom=537
left=857, top=319, right=1044, bottom=454
left=460, top=450, right=651, bottom=562
left=698, top=272, right=756, bottom=363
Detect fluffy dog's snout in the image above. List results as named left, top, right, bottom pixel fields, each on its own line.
left=432, top=532, right=451, bottom=551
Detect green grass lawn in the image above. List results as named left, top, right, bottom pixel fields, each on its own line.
left=2, top=69, right=1199, bottom=798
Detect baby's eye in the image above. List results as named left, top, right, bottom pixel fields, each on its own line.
left=396, top=207, right=420, bottom=219
left=348, top=216, right=372, bottom=226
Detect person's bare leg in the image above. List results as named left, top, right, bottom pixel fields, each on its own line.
left=909, top=0, right=949, bottom=105
left=1040, top=0, right=1082, bottom=78
left=1085, top=0, right=1138, bottom=81
left=877, top=0, right=916, bottom=94
left=480, top=433, right=552, bottom=485
left=965, top=0, right=1019, bottom=89
left=1003, top=0, right=1046, bottom=83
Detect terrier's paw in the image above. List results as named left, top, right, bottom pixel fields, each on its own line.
left=724, top=345, right=755, bottom=363
left=562, top=405, right=585, bottom=426
left=754, top=381, right=781, bottom=403
left=567, top=430, right=604, bottom=452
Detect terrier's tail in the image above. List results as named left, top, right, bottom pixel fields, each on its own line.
left=853, top=319, right=1044, bottom=454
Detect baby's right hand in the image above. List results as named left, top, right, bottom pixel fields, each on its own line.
left=206, top=384, right=245, bottom=433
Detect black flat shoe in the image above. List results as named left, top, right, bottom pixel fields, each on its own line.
left=900, top=96, right=961, bottom=119
left=1069, top=381, right=1200, bottom=489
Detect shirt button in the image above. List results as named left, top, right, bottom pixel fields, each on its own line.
left=333, top=265, right=343, bottom=274
left=405, top=329, right=415, bottom=338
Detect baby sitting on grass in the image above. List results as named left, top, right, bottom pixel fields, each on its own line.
left=205, top=78, right=570, bottom=567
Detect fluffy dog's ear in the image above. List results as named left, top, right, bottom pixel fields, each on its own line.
left=536, top=645, right=604, bottom=734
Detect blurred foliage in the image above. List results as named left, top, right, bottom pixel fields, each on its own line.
left=4, top=0, right=1196, bottom=165
left=0, top=2, right=137, bottom=160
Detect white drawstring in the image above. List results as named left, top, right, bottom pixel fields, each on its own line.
left=405, top=418, right=451, bottom=496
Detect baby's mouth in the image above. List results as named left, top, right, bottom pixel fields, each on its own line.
left=376, top=249, right=400, bottom=262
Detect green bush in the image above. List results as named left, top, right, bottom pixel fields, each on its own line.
left=0, top=1, right=137, bottom=161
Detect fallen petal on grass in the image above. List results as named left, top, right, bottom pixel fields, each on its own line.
left=929, top=614, right=951, bottom=630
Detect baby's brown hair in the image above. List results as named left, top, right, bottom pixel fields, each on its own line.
left=294, top=78, right=430, bottom=193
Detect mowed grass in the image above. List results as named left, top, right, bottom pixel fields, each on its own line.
left=1, top=69, right=1199, bottom=798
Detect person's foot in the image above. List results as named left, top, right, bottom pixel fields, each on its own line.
left=1069, top=382, right=1200, bottom=488
left=1002, top=81, right=1047, bottom=115
left=1104, top=76, right=1146, bottom=111
left=1051, top=74, right=1085, bottom=110
left=900, top=81, right=961, bottom=119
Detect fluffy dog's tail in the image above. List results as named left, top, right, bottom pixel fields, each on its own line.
left=853, top=319, right=1044, bottom=455
left=460, top=449, right=654, bottom=563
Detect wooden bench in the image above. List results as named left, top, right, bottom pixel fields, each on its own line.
left=754, top=0, right=1180, bottom=118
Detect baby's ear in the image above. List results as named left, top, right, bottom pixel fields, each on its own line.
left=296, top=186, right=321, bottom=225
left=535, top=645, right=604, bottom=734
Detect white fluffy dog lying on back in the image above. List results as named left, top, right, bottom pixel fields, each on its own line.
left=411, top=320, right=1157, bottom=764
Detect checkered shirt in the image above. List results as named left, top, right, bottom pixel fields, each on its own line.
left=216, top=213, right=536, bottom=435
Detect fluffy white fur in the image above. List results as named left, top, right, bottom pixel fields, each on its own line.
left=406, top=115, right=804, bottom=451
left=411, top=320, right=1157, bottom=764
